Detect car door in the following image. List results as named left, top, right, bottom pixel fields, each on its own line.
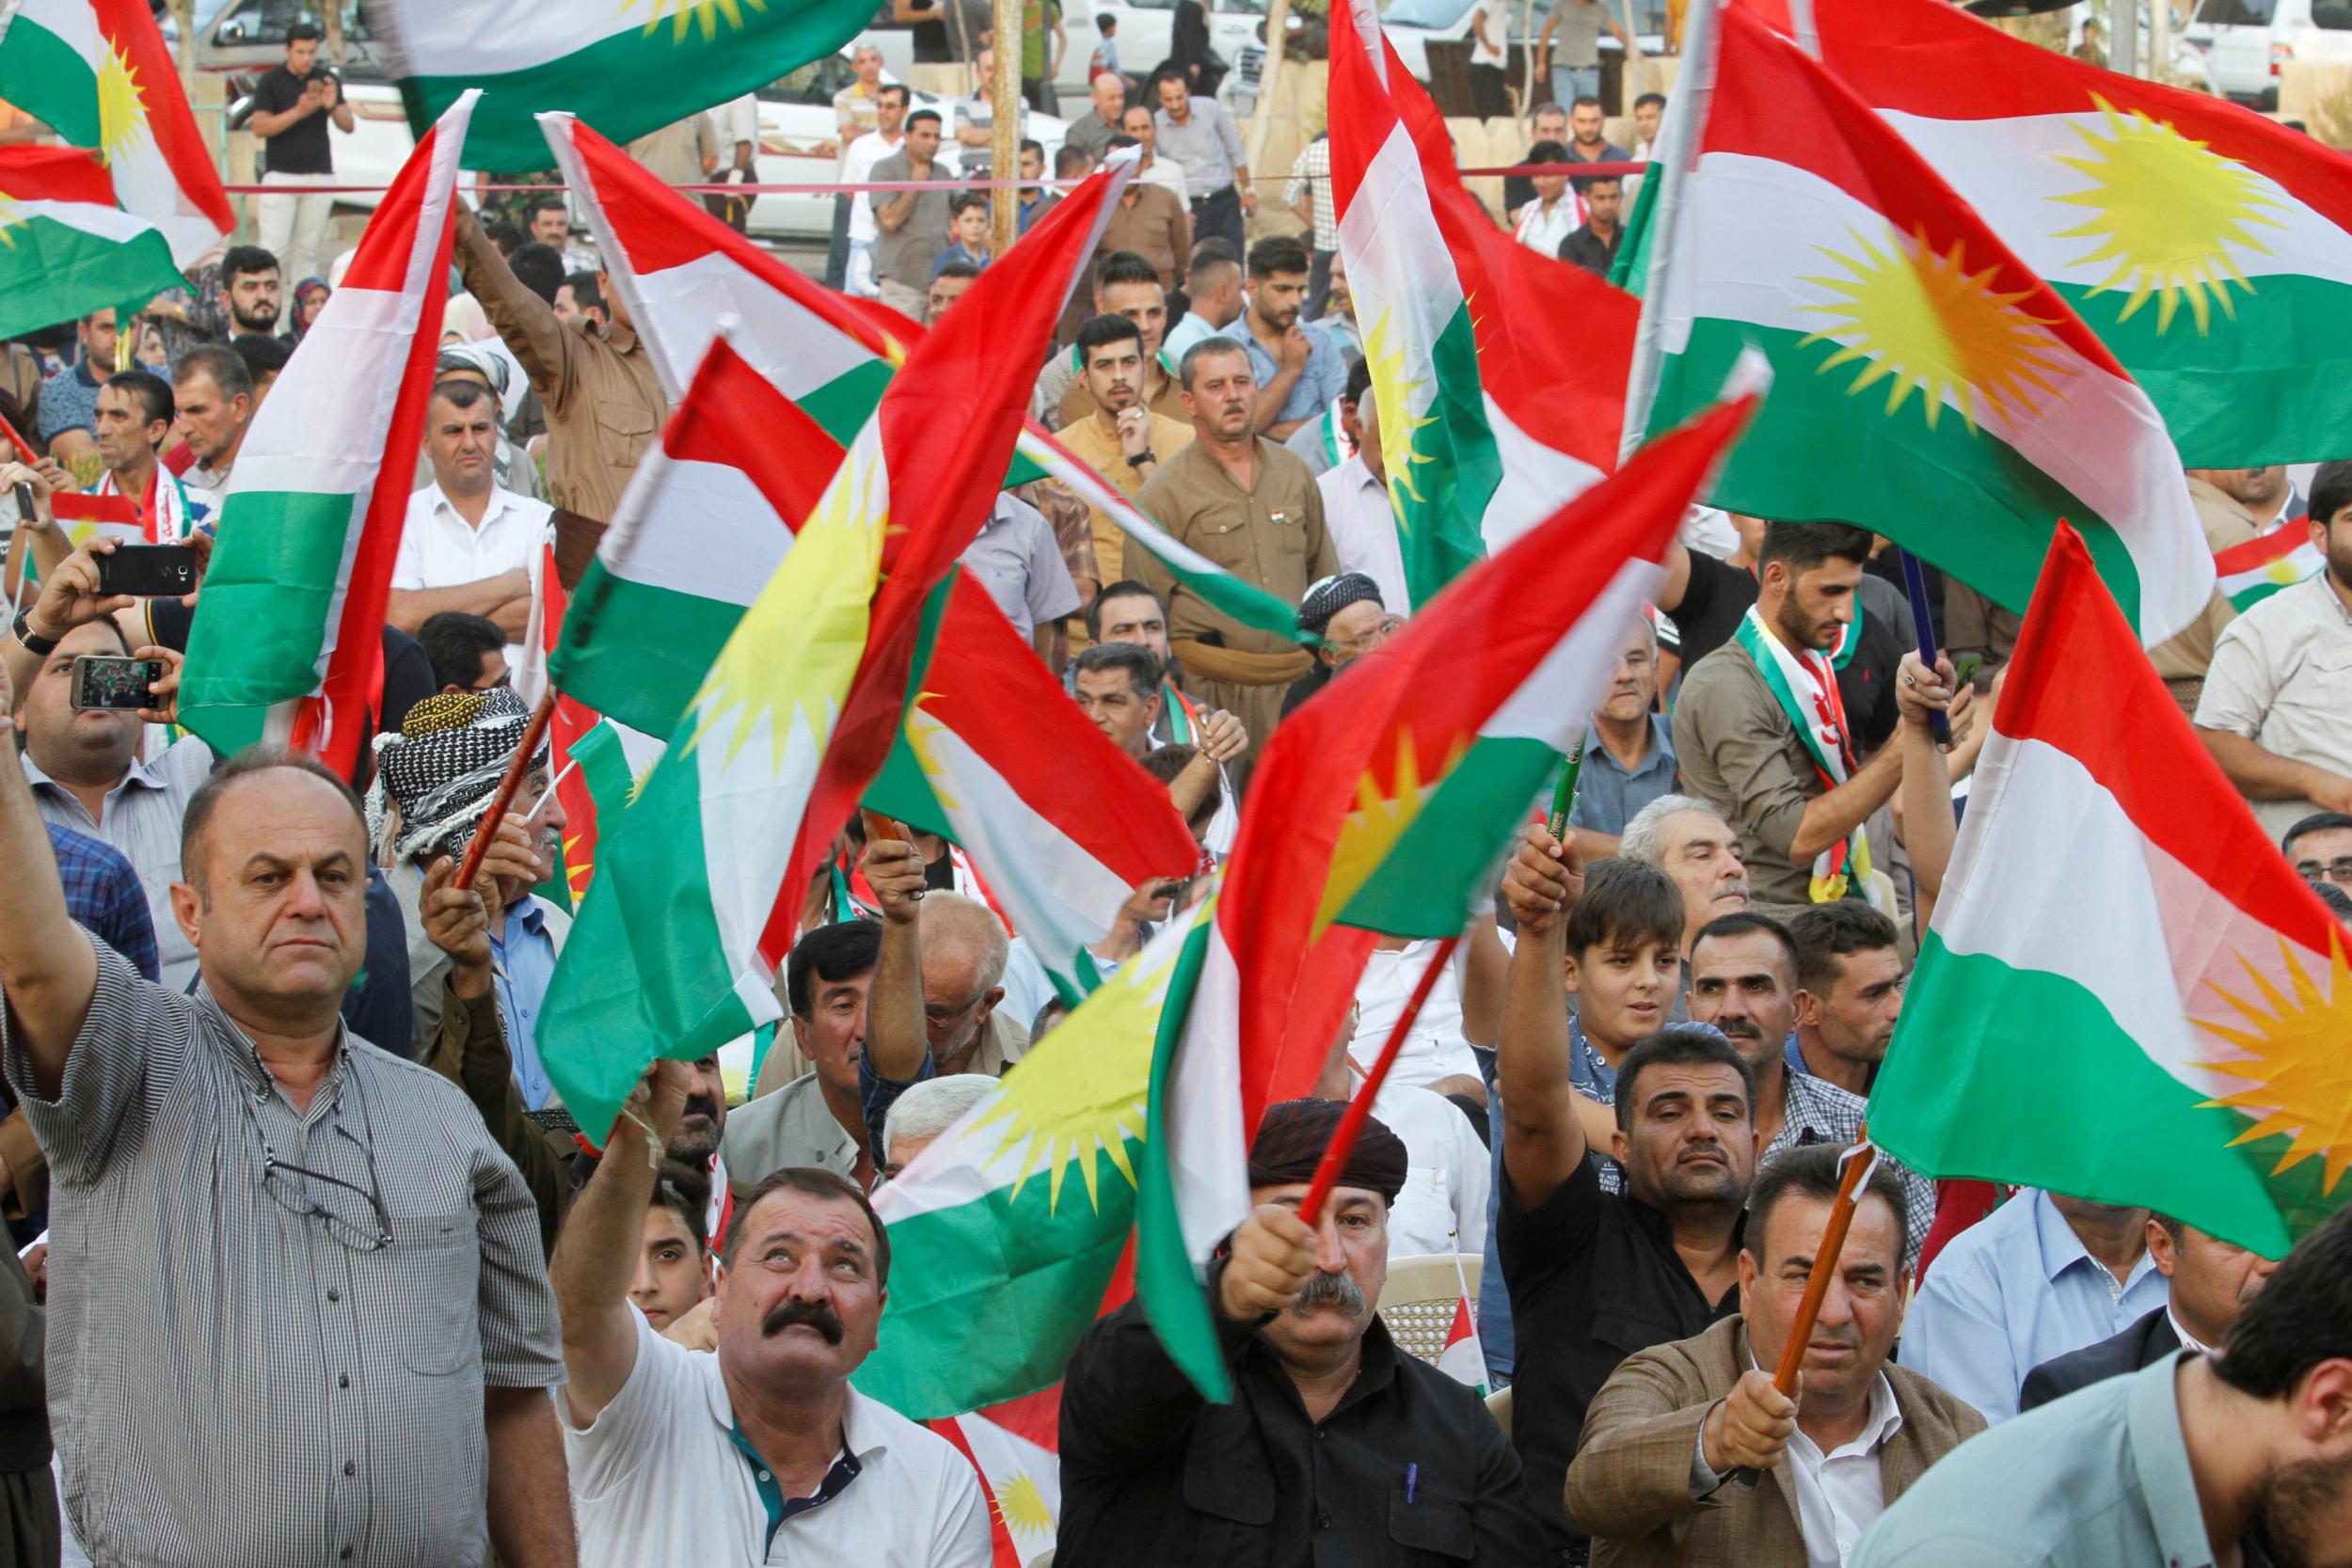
left=752, top=54, right=869, bottom=239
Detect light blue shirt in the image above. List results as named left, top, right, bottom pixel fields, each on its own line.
left=1239, top=320, right=1349, bottom=428
left=1900, top=1189, right=2168, bottom=1426
left=1852, top=1354, right=2222, bottom=1568
left=490, top=899, right=560, bottom=1111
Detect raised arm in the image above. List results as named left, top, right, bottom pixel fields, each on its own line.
left=860, top=833, right=931, bottom=1085
left=547, top=1059, right=690, bottom=1424
left=1495, top=822, right=1589, bottom=1209
left=1892, top=650, right=1964, bottom=920
left=455, top=205, right=577, bottom=408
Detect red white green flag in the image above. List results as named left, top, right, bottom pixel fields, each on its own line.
left=2214, top=517, right=2326, bottom=613
left=1740, top=0, right=2352, bottom=467
left=179, top=91, right=477, bottom=778
left=0, top=148, right=185, bottom=339
left=1630, top=3, right=2212, bottom=645
left=1872, top=519, right=2352, bottom=1259
left=0, top=0, right=232, bottom=265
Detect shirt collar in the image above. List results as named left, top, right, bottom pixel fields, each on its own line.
left=2168, top=1308, right=2211, bottom=1356
left=1339, top=453, right=1383, bottom=494
left=2031, top=1189, right=2156, bottom=1290
left=20, top=747, right=168, bottom=802
left=1744, top=1332, right=1904, bottom=1460
left=2128, top=1354, right=2222, bottom=1568
left=503, top=897, right=548, bottom=942
left=703, top=1361, right=893, bottom=1468
left=429, top=481, right=523, bottom=529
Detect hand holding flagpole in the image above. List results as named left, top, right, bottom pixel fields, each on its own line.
left=453, top=690, right=558, bottom=892
left=1896, top=549, right=1951, bottom=751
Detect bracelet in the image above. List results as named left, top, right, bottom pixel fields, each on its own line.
left=1130, top=450, right=1156, bottom=467
left=8, top=610, right=57, bottom=657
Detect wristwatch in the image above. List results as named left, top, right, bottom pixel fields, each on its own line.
left=1131, top=449, right=1157, bottom=468
left=8, top=610, right=56, bottom=657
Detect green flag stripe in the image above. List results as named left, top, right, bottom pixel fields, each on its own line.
left=177, top=489, right=361, bottom=752
left=1133, top=913, right=1231, bottom=1402
left=549, top=564, right=734, bottom=737
left=0, top=20, right=101, bottom=148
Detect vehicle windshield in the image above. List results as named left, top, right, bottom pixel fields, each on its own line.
left=1381, top=0, right=1478, bottom=29
left=2191, top=0, right=2276, bottom=23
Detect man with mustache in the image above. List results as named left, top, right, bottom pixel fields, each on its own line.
left=1853, top=1204, right=2352, bottom=1568
left=1494, top=834, right=1765, bottom=1558
left=1615, top=795, right=1751, bottom=958
left=1684, top=912, right=1933, bottom=1266
left=1567, top=1145, right=1984, bottom=1567
left=553, top=1064, right=989, bottom=1567
left=1058, top=1097, right=1547, bottom=1562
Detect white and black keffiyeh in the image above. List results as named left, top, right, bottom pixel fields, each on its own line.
left=365, top=688, right=548, bottom=866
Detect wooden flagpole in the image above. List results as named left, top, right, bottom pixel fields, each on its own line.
left=452, top=690, right=558, bottom=892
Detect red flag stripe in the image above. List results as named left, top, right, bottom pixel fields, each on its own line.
left=0, top=145, right=120, bottom=208
left=94, top=0, right=234, bottom=232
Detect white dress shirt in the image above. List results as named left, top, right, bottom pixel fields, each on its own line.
left=843, top=128, right=903, bottom=244
left=1515, top=192, right=1584, bottom=258
left=1346, top=939, right=1479, bottom=1089
left=392, top=481, right=554, bottom=666
left=1372, top=1083, right=1491, bottom=1256
left=1316, top=452, right=1411, bottom=613
left=1784, top=1373, right=1904, bottom=1568
left=564, top=1310, right=992, bottom=1568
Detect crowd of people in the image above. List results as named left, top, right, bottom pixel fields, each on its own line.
left=0, top=14, right=2350, bottom=1568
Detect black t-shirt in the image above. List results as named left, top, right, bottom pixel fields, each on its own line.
left=1663, top=546, right=1755, bottom=671
left=1498, top=1153, right=1740, bottom=1553
left=252, top=64, right=339, bottom=175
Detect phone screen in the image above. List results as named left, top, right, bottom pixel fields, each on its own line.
left=70, top=657, right=163, bottom=711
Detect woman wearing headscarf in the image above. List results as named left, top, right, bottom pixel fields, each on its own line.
left=287, top=277, right=330, bottom=341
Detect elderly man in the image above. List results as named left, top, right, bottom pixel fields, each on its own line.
left=372, top=689, right=570, bottom=1080
left=1567, top=1146, right=1985, bottom=1568
left=552, top=1067, right=989, bottom=1567
left=1853, top=1205, right=2352, bottom=1568
left=1058, top=1097, right=1547, bottom=1560
left=1615, top=794, right=1749, bottom=958
left=1282, top=570, right=1400, bottom=717
left=724, top=921, right=883, bottom=1191
left=0, top=709, right=572, bottom=1563
left=455, top=204, right=666, bottom=522
left=1135, top=337, right=1338, bottom=763
left=2021, top=1212, right=2280, bottom=1411
left=1065, top=69, right=1129, bottom=161
left=877, top=1074, right=995, bottom=1180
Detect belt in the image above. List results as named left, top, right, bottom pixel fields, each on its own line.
left=1189, top=184, right=1238, bottom=207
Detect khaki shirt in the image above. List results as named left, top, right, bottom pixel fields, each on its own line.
left=627, top=112, right=718, bottom=186
left=1670, top=641, right=1826, bottom=906
left=1056, top=407, right=1196, bottom=583
left=1133, top=436, right=1337, bottom=655
left=2150, top=475, right=2267, bottom=690
left=2194, top=571, right=2352, bottom=838
left=457, top=208, right=668, bottom=523
left=1097, top=184, right=1194, bottom=289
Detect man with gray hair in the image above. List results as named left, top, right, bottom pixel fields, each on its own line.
left=1616, top=793, right=1751, bottom=958
left=880, top=1074, right=997, bottom=1180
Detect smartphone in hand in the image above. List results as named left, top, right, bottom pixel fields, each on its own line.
left=69, top=656, right=165, bottom=712
left=94, top=545, right=199, bottom=598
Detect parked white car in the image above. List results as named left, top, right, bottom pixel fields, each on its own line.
left=2180, top=0, right=2352, bottom=106
left=857, top=0, right=1271, bottom=101
left=230, top=52, right=1066, bottom=242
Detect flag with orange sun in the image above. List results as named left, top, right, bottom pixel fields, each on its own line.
left=1631, top=2, right=2214, bottom=649
left=1735, top=0, right=2352, bottom=467
left=1874, top=519, right=2352, bottom=1260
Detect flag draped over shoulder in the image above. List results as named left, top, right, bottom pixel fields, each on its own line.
left=0, top=149, right=183, bottom=340
left=373, top=0, right=874, bottom=172
left=1327, top=0, right=1637, bottom=600
left=534, top=155, right=1131, bottom=1143
left=865, top=567, right=1201, bottom=1004
left=0, top=0, right=232, bottom=265
left=1740, top=0, right=2352, bottom=467
left=1629, top=4, right=2213, bottom=647
left=1871, top=520, right=2352, bottom=1260
left=178, top=91, right=477, bottom=779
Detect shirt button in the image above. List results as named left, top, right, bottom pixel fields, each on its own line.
left=1318, top=1513, right=1332, bottom=1530
left=343, top=1460, right=357, bottom=1477
left=1314, top=1429, right=1327, bottom=1441
left=338, top=1375, right=350, bottom=1389
left=757, top=1471, right=771, bottom=1483
left=326, top=1289, right=341, bottom=1303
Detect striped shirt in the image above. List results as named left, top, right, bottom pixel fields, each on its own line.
left=1, top=946, right=564, bottom=1567
left=23, top=738, right=215, bottom=992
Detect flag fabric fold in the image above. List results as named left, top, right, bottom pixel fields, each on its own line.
left=376, top=0, right=875, bottom=172
left=1739, top=0, right=2352, bottom=467
left=178, top=90, right=477, bottom=778
left=0, top=0, right=232, bottom=265
left=0, top=148, right=186, bottom=339
left=1630, top=3, right=2213, bottom=647
left=864, top=567, right=1202, bottom=1004
left=1869, top=519, right=2352, bottom=1260
left=535, top=154, right=1132, bottom=1142
left=1327, top=0, right=1638, bottom=600
left=2213, top=517, right=2325, bottom=613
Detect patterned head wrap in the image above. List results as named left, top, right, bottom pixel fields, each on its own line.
left=1296, top=571, right=1384, bottom=638
left=365, top=688, right=548, bottom=866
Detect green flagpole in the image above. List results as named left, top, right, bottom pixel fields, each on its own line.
left=1546, top=749, right=1582, bottom=841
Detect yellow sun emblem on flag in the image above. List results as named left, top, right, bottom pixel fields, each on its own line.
left=2049, top=97, right=2282, bottom=335
left=1361, top=308, right=1438, bottom=514
left=1311, top=729, right=1466, bottom=938
left=992, top=1469, right=1056, bottom=1537
left=0, top=191, right=20, bottom=250
left=96, top=39, right=152, bottom=166
left=901, top=696, right=963, bottom=815
left=964, top=906, right=1202, bottom=1211
left=686, top=449, right=885, bottom=775
left=1798, top=224, right=2072, bottom=435
left=2191, top=936, right=2352, bottom=1193
left=625, top=0, right=771, bottom=42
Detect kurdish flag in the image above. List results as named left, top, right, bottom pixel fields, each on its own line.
left=0, top=0, right=232, bottom=265
left=1740, top=0, right=2352, bottom=467
left=1872, top=519, right=2352, bottom=1259
left=550, top=328, right=832, bottom=738
left=2215, top=517, right=2326, bottom=613
left=865, top=567, right=1202, bottom=1004
left=0, top=149, right=185, bottom=339
left=544, top=113, right=1298, bottom=638
left=375, top=0, right=871, bottom=172
left=1632, top=4, right=2211, bottom=646
left=1207, top=381, right=1761, bottom=1122
left=1327, top=0, right=1638, bottom=600
left=535, top=155, right=1126, bottom=1142
left=179, top=92, right=476, bottom=779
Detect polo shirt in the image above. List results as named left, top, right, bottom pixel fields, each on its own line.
left=391, top=481, right=553, bottom=667
left=1238, top=318, right=1348, bottom=427
left=960, top=492, right=1082, bottom=641
left=1565, top=714, right=1678, bottom=837
left=1161, top=306, right=1241, bottom=368
left=1498, top=1151, right=1740, bottom=1553
left=2194, top=570, right=2352, bottom=837
left=1852, top=1355, right=2233, bottom=1568
left=563, top=1310, right=991, bottom=1568
left=1316, top=451, right=1409, bottom=612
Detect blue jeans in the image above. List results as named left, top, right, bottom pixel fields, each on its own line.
left=1549, top=63, right=1601, bottom=108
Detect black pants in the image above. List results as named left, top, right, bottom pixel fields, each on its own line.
left=1190, top=182, right=1245, bottom=261
left=1306, top=245, right=1335, bottom=320
left=824, top=192, right=852, bottom=291
left=1470, top=61, right=1507, bottom=119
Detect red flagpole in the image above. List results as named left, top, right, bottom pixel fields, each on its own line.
left=453, top=690, right=558, bottom=892
left=1297, top=935, right=1461, bottom=1227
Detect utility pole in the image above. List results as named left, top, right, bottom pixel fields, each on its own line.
left=993, top=0, right=1023, bottom=254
